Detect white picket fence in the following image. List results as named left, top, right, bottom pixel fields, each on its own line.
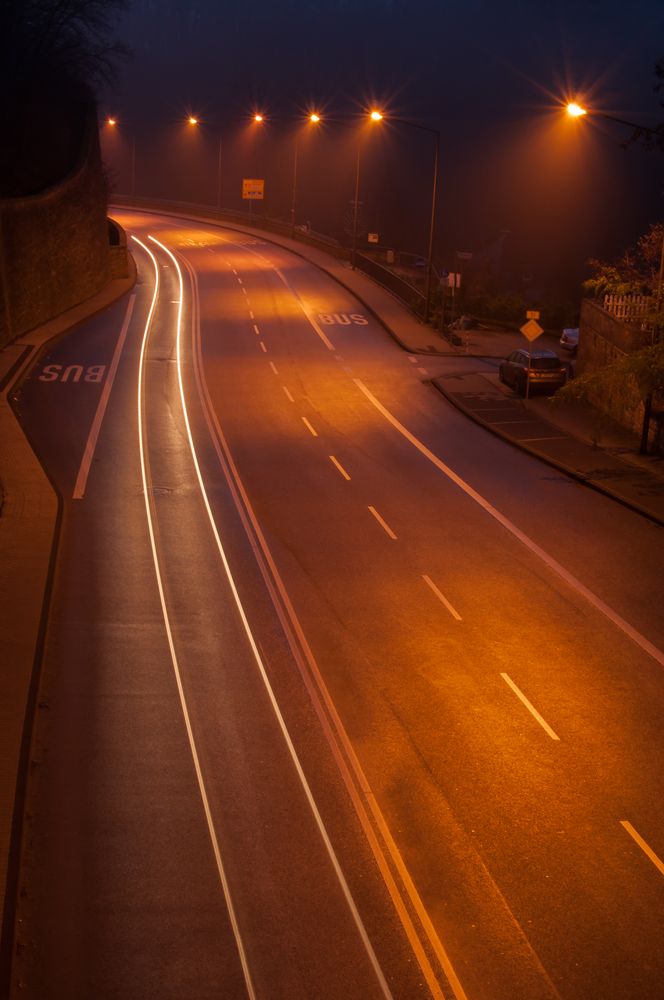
left=603, top=294, right=652, bottom=326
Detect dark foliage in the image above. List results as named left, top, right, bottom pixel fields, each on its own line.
left=0, top=1, right=129, bottom=196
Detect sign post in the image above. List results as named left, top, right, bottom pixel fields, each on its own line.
left=519, top=316, right=544, bottom=400
left=242, top=178, right=264, bottom=225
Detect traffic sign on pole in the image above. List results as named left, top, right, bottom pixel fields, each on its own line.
left=520, top=318, right=543, bottom=341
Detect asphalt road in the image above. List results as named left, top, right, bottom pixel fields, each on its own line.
left=10, top=210, right=664, bottom=1000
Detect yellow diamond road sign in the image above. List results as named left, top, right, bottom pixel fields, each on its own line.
left=520, top=318, right=543, bottom=341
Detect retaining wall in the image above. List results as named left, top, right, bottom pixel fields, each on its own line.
left=0, top=105, right=110, bottom=348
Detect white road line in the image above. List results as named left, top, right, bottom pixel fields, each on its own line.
left=237, top=277, right=243, bottom=284
left=329, top=455, right=351, bottom=481
left=259, top=341, right=267, bottom=353
left=132, top=237, right=256, bottom=998
left=184, top=253, right=462, bottom=1000
left=249, top=310, right=255, bottom=319
left=282, top=386, right=295, bottom=403
left=519, top=435, right=567, bottom=442
left=73, top=293, right=136, bottom=499
left=353, top=378, right=664, bottom=670
left=269, top=361, right=279, bottom=375
left=302, top=416, right=318, bottom=437
left=253, top=324, right=260, bottom=335
left=418, top=367, right=429, bottom=376
left=422, top=575, right=462, bottom=621
left=500, top=673, right=560, bottom=741
left=242, top=288, right=248, bottom=297
left=621, top=821, right=664, bottom=877
left=368, top=506, right=397, bottom=539
left=163, top=240, right=395, bottom=1000
left=408, top=356, right=418, bottom=363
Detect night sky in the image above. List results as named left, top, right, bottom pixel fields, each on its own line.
left=105, top=0, right=664, bottom=299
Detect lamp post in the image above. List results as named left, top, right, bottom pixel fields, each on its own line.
left=350, top=111, right=383, bottom=270
left=369, top=111, right=440, bottom=323
left=566, top=100, right=662, bottom=453
left=105, top=117, right=136, bottom=204
left=291, top=113, right=321, bottom=237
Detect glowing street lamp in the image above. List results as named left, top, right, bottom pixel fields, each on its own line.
left=363, top=110, right=441, bottom=323
left=188, top=116, right=199, bottom=126
left=565, top=98, right=662, bottom=453
left=350, top=110, right=385, bottom=268
left=254, top=113, right=264, bottom=123
left=291, top=112, right=322, bottom=235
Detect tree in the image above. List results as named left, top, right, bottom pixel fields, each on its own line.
left=583, top=222, right=664, bottom=310
left=0, top=0, right=129, bottom=196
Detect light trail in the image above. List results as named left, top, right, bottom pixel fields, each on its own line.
left=131, top=236, right=256, bottom=1000
left=150, top=236, right=395, bottom=1000
left=179, top=247, right=464, bottom=1000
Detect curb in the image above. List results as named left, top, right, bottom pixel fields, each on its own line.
left=432, top=378, right=664, bottom=528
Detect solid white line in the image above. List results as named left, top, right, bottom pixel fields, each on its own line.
left=259, top=341, right=267, bottom=353
left=185, top=253, right=461, bottom=1000
left=368, top=506, right=397, bottom=539
left=73, top=294, right=136, bottom=499
left=302, top=416, right=318, bottom=437
left=500, top=673, right=560, bottom=741
left=353, top=378, right=664, bottom=669
left=134, top=237, right=256, bottom=999
left=282, top=385, right=295, bottom=403
left=162, top=241, right=394, bottom=999
left=519, top=435, right=567, bottom=442
left=269, top=361, right=279, bottom=375
left=329, top=455, right=351, bottom=481
left=621, top=821, right=664, bottom=876
left=422, top=574, right=462, bottom=621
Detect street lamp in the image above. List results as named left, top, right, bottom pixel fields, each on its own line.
left=103, top=116, right=136, bottom=204
left=351, top=111, right=384, bottom=269
left=565, top=99, right=662, bottom=453
left=291, top=112, right=322, bottom=236
left=369, top=111, right=441, bottom=323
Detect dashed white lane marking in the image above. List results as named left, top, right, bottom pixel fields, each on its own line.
left=237, top=277, right=243, bottom=284
left=249, top=310, right=255, bottom=319
left=418, top=367, right=429, bottom=376
left=408, top=356, right=418, bottom=363
left=302, top=416, right=318, bottom=437
left=368, top=506, right=397, bottom=540
left=422, top=575, right=462, bottom=621
left=259, top=342, right=267, bottom=353
left=329, top=455, right=351, bottom=481
left=282, top=386, right=295, bottom=403
left=253, top=324, right=260, bottom=335
left=232, top=268, right=238, bottom=275
left=73, top=292, right=136, bottom=500
left=269, top=362, right=278, bottom=375
left=500, top=673, right=560, bottom=741
left=242, top=288, right=248, bottom=297
left=353, top=378, right=664, bottom=670
left=621, top=821, right=664, bottom=877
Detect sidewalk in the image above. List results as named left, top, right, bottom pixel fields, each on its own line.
left=0, top=268, right=135, bottom=980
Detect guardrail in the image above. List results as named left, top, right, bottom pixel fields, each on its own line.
left=355, top=253, right=426, bottom=318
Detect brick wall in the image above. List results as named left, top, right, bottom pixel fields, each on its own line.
left=0, top=104, right=110, bottom=348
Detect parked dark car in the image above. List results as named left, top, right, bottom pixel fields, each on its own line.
left=498, top=348, right=568, bottom=396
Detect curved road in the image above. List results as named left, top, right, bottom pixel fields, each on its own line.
left=10, top=210, right=664, bottom=1000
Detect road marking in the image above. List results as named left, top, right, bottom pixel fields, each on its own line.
left=232, top=268, right=237, bottom=275
left=408, top=356, right=418, bottom=363
left=259, top=341, right=267, bottom=353
left=242, top=287, right=248, bottom=297
left=164, top=240, right=395, bottom=1000
left=253, top=324, right=260, bottom=335
left=519, top=435, right=567, bottom=442
left=184, top=253, right=463, bottom=1000
left=353, top=378, right=664, bottom=669
left=237, top=277, right=243, bottom=284
left=73, top=293, right=136, bottom=499
left=282, top=385, right=295, bottom=403
left=418, top=367, right=429, bottom=376
left=329, top=455, right=351, bottom=481
left=302, top=416, right=318, bottom=437
left=621, top=821, right=664, bottom=876
left=133, top=237, right=256, bottom=998
left=500, top=673, right=560, bottom=741
left=269, top=361, right=279, bottom=375
left=249, top=310, right=255, bottom=319
left=422, top=574, right=461, bottom=621
left=368, top=506, right=397, bottom=539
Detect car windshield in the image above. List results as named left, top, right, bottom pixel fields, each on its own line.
left=531, top=357, right=561, bottom=370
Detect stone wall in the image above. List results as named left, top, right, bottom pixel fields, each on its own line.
left=578, top=298, right=660, bottom=441
left=0, top=104, right=110, bottom=348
